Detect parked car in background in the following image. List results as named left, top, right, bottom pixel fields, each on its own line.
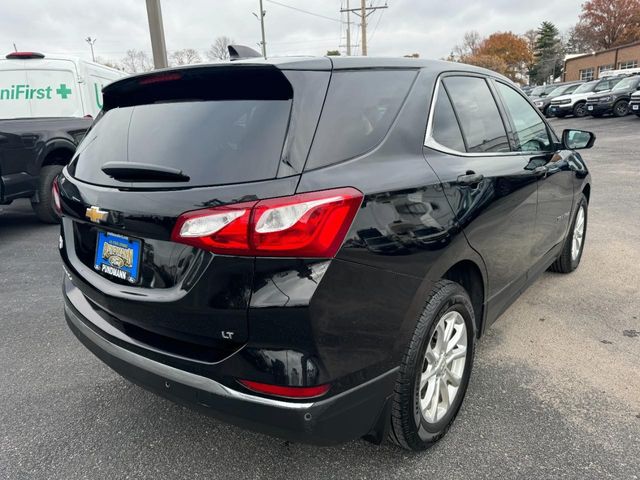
left=528, top=84, right=559, bottom=100
left=628, top=90, right=640, bottom=116
left=585, top=74, right=640, bottom=117
left=59, top=54, right=594, bottom=451
left=548, top=75, right=627, bottom=118
left=521, top=85, right=534, bottom=96
left=0, top=51, right=125, bottom=222
left=532, top=82, right=583, bottom=117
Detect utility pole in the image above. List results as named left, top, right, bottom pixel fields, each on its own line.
left=145, top=0, right=168, bottom=69
left=346, top=0, right=351, bottom=56
left=254, top=0, right=267, bottom=59
left=85, top=37, right=96, bottom=62
left=340, top=1, right=387, bottom=56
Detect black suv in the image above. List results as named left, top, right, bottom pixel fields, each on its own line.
left=586, top=74, right=640, bottom=117
left=59, top=56, right=594, bottom=451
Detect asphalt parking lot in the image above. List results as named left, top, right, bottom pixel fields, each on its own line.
left=1, top=114, right=639, bottom=480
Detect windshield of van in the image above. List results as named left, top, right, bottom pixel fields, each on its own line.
left=0, top=67, right=82, bottom=119
left=573, top=81, right=597, bottom=94
left=70, top=99, right=292, bottom=187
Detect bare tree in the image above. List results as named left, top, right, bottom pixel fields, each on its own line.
left=452, top=31, right=481, bottom=59
left=95, top=57, right=124, bottom=71
left=206, top=36, right=235, bottom=61
left=170, top=48, right=202, bottom=66
left=121, top=50, right=154, bottom=73
left=523, top=29, right=538, bottom=53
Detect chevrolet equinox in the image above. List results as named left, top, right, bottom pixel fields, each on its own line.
left=58, top=55, right=594, bottom=451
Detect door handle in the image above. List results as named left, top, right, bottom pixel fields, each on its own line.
left=457, top=172, right=484, bottom=186
left=533, top=165, right=548, bottom=177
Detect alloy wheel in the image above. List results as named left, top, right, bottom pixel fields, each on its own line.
left=418, top=311, right=467, bottom=423
left=571, top=206, right=585, bottom=261
left=615, top=101, right=628, bottom=117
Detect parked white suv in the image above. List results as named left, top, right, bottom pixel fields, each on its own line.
left=549, top=76, right=625, bottom=118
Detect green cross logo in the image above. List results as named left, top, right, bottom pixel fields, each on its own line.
left=56, top=83, right=72, bottom=99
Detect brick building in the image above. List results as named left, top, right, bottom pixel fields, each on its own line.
left=563, top=41, right=640, bottom=81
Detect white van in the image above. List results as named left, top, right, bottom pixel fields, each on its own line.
left=0, top=51, right=126, bottom=119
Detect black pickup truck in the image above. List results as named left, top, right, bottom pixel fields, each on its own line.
left=0, top=117, right=91, bottom=222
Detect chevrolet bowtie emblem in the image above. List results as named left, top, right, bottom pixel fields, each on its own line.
left=85, top=206, right=108, bottom=223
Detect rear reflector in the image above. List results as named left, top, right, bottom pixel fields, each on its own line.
left=238, top=380, right=330, bottom=399
left=171, top=187, right=363, bottom=258
left=52, top=176, right=62, bottom=215
left=6, top=51, right=45, bottom=59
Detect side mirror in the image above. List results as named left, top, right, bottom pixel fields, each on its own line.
left=562, top=129, right=596, bottom=150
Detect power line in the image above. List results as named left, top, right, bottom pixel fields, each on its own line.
left=265, top=0, right=341, bottom=23
left=368, top=3, right=387, bottom=45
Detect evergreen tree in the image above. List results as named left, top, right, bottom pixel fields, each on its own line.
left=530, top=22, right=564, bottom=84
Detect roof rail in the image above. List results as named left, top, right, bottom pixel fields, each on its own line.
left=228, top=45, right=262, bottom=61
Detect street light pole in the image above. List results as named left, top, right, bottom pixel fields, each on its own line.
left=258, top=0, right=267, bottom=59
left=85, top=36, right=96, bottom=62
left=145, top=0, right=168, bottom=69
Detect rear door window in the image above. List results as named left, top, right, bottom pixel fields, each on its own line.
left=0, top=69, right=30, bottom=118
left=430, top=86, right=466, bottom=152
left=443, top=76, right=509, bottom=153
left=305, top=70, right=416, bottom=169
left=25, top=69, right=82, bottom=117
left=71, top=99, right=292, bottom=187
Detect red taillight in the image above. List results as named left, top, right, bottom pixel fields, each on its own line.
left=171, top=187, right=363, bottom=258
left=6, top=51, right=45, bottom=59
left=52, top=176, right=62, bottom=215
left=138, top=72, right=182, bottom=85
left=238, top=380, right=330, bottom=399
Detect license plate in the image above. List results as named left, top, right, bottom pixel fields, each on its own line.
left=94, top=231, right=142, bottom=283
left=588, top=105, right=593, bottom=111
left=633, top=105, right=639, bottom=110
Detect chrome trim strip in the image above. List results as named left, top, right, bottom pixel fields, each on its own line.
left=65, top=303, right=314, bottom=410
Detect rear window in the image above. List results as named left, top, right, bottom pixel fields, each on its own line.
left=70, top=99, right=292, bottom=187
left=305, top=70, right=416, bottom=169
left=0, top=67, right=82, bottom=119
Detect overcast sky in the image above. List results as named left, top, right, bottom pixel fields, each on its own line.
left=1, top=0, right=585, bottom=62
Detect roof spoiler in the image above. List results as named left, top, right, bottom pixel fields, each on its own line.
left=228, top=45, right=263, bottom=61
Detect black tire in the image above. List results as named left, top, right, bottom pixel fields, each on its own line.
left=549, top=194, right=588, bottom=273
left=31, top=165, right=63, bottom=224
left=612, top=100, right=629, bottom=117
left=389, top=280, right=476, bottom=451
left=573, top=102, right=587, bottom=117
left=635, top=114, right=640, bottom=118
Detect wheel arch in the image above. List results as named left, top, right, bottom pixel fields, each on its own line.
left=40, top=140, right=76, bottom=168
left=582, top=183, right=591, bottom=203
left=441, top=260, right=485, bottom=338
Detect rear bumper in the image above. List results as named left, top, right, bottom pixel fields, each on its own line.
left=64, top=282, right=396, bottom=446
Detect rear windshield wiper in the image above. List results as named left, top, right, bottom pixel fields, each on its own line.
left=101, top=162, right=190, bottom=182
